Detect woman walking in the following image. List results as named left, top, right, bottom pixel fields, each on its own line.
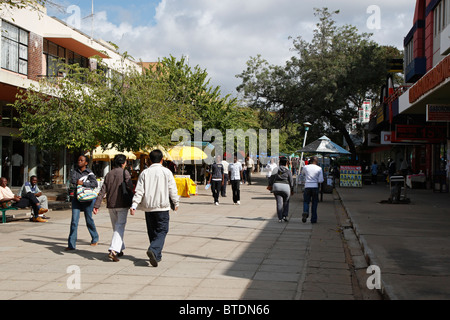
left=268, top=157, right=294, bottom=222
left=93, top=154, right=134, bottom=262
left=66, top=155, right=99, bottom=251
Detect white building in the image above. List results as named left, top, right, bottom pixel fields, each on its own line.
left=0, top=4, right=142, bottom=186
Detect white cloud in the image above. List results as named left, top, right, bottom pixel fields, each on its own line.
left=72, top=0, right=416, bottom=97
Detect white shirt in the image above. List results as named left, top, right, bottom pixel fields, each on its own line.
left=246, top=158, right=254, bottom=169
left=265, top=163, right=278, bottom=178
left=221, top=160, right=229, bottom=174
left=228, top=162, right=243, bottom=181
left=301, top=164, right=324, bottom=188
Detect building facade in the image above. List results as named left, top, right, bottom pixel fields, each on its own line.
left=369, top=0, right=449, bottom=191
left=0, top=4, right=142, bottom=186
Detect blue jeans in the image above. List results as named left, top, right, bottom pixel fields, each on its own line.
left=145, top=211, right=170, bottom=261
left=68, top=199, right=99, bottom=249
left=303, top=187, right=319, bottom=223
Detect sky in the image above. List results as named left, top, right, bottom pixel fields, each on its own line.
left=47, top=0, right=416, bottom=97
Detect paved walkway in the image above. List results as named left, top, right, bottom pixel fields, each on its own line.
left=337, top=182, right=450, bottom=300
left=0, top=175, right=363, bottom=300
left=4, top=174, right=447, bottom=300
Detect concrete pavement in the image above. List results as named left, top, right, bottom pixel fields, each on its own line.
left=2, top=174, right=447, bottom=300
left=337, top=182, right=450, bottom=300
left=0, top=175, right=365, bottom=301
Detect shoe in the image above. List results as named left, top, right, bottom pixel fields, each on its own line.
left=215, top=202, right=219, bottom=206
left=32, top=216, right=47, bottom=223
left=90, top=242, right=98, bottom=246
left=41, top=215, right=51, bottom=220
left=38, top=208, right=48, bottom=215
left=278, top=219, right=283, bottom=223
left=283, top=217, right=289, bottom=222
left=108, top=250, right=120, bottom=262
left=118, top=251, right=124, bottom=257
left=237, top=201, right=240, bottom=205
left=147, top=250, right=158, bottom=267
left=65, top=247, right=75, bottom=251
left=302, top=213, right=308, bottom=223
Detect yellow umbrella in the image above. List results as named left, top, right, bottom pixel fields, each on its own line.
left=88, top=145, right=137, bottom=162
left=134, top=145, right=173, bottom=161
left=168, top=146, right=207, bottom=162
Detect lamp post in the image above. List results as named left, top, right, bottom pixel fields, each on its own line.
left=297, top=122, right=312, bottom=192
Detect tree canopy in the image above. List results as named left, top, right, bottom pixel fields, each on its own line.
left=13, top=54, right=258, bottom=155
left=236, top=8, right=402, bottom=157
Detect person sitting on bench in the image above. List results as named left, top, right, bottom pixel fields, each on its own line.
left=20, top=175, right=50, bottom=221
left=0, top=177, right=49, bottom=223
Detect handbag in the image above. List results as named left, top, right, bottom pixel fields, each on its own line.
left=76, top=173, right=98, bottom=202
left=121, top=169, right=134, bottom=207
left=76, top=185, right=98, bottom=202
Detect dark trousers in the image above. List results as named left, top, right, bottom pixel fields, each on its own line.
left=230, top=180, right=241, bottom=203
left=221, top=174, right=228, bottom=197
left=303, top=187, right=319, bottom=223
left=211, top=180, right=222, bottom=203
left=145, top=211, right=170, bottom=261
left=14, top=192, right=40, bottom=216
left=246, top=169, right=252, bottom=185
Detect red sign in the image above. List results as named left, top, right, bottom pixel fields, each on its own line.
left=394, top=125, right=446, bottom=142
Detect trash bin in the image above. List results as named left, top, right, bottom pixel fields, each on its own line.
left=389, top=175, right=409, bottom=203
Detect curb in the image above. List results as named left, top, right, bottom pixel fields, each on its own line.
left=335, top=188, right=397, bottom=300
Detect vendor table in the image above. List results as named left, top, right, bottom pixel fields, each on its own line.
left=175, top=175, right=197, bottom=197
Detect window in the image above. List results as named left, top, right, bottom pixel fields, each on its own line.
left=1, top=21, right=28, bottom=75
left=43, top=39, right=90, bottom=78
left=434, top=0, right=450, bottom=37
left=405, top=39, right=414, bottom=66
left=43, top=39, right=66, bottom=77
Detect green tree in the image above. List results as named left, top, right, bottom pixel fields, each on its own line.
left=14, top=62, right=107, bottom=153
left=237, top=8, right=401, bottom=159
left=0, top=0, right=47, bottom=11
left=13, top=55, right=178, bottom=154
left=152, top=56, right=260, bottom=138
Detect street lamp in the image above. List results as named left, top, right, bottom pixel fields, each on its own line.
left=298, top=122, right=312, bottom=192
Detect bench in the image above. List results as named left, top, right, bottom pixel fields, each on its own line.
left=1, top=207, right=33, bottom=224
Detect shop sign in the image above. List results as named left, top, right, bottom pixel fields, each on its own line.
left=409, top=55, right=450, bottom=103
left=380, top=131, right=393, bottom=144
left=426, top=105, right=450, bottom=122
left=394, top=125, right=447, bottom=142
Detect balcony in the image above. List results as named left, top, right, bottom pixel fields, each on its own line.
left=405, top=57, right=427, bottom=83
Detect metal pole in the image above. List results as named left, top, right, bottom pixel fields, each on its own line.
left=297, top=123, right=311, bottom=192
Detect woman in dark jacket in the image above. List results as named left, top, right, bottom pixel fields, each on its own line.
left=93, top=154, right=134, bottom=262
left=66, top=155, right=99, bottom=251
left=268, top=157, right=294, bottom=222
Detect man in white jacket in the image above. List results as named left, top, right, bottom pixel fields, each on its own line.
left=130, top=149, right=179, bottom=267
left=300, top=156, right=324, bottom=224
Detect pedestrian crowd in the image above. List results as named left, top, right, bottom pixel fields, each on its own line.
left=0, top=150, right=325, bottom=267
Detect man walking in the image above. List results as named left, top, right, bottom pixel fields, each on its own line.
left=301, top=156, right=324, bottom=224
left=130, top=150, right=179, bottom=267
left=228, top=155, right=243, bottom=205
left=245, top=156, right=254, bottom=185
left=208, top=155, right=224, bottom=206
